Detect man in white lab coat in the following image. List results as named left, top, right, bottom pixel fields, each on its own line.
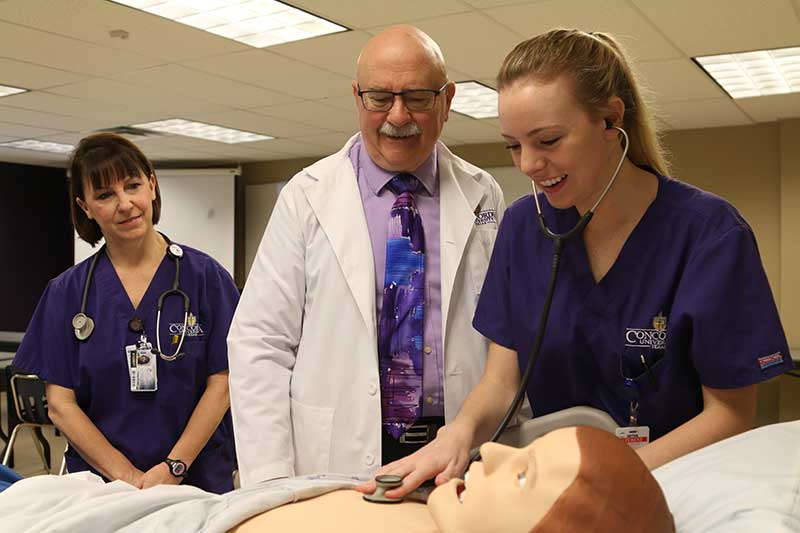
left=228, top=25, right=505, bottom=487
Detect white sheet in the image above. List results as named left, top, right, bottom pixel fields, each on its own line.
left=653, top=420, right=800, bottom=532
left=0, top=473, right=360, bottom=533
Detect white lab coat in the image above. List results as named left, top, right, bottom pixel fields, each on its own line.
left=228, top=135, right=506, bottom=486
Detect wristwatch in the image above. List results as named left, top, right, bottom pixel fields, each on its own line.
left=163, top=458, right=188, bottom=478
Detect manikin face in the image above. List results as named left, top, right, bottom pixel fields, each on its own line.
left=427, top=427, right=581, bottom=533
left=498, top=75, right=622, bottom=213
left=353, top=30, right=455, bottom=173
left=76, top=172, right=157, bottom=245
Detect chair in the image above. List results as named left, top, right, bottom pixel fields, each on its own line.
left=2, top=373, right=54, bottom=471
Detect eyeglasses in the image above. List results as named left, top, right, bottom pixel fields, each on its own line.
left=357, top=82, right=449, bottom=112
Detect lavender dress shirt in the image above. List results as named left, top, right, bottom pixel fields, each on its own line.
left=349, top=136, right=444, bottom=417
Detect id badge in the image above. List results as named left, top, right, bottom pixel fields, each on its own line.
left=615, top=426, right=650, bottom=449
left=126, top=335, right=158, bottom=392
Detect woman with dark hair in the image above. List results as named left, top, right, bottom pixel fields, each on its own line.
left=13, top=133, right=239, bottom=493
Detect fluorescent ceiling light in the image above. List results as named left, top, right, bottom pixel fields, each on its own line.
left=112, top=0, right=347, bottom=47
left=695, top=46, right=800, bottom=99
left=0, top=139, right=74, bottom=154
left=0, top=84, right=27, bottom=97
left=451, top=81, right=498, bottom=119
left=131, top=118, right=273, bottom=143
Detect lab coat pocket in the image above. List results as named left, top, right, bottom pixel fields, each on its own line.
left=290, top=397, right=334, bottom=475
left=468, top=227, right=498, bottom=296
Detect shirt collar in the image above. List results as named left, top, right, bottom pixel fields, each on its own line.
left=354, top=134, right=438, bottom=197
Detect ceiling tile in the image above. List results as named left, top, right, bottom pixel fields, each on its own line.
left=659, top=98, right=754, bottom=130
left=286, top=0, right=471, bottom=28
left=0, top=105, right=108, bottom=132
left=461, top=0, right=540, bottom=6
left=0, top=58, right=86, bottom=90
left=486, top=0, right=681, bottom=61
left=0, top=20, right=159, bottom=76
left=38, top=132, right=89, bottom=144
left=316, top=94, right=358, bottom=112
left=181, top=110, right=329, bottom=139
left=269, top=30, right=372, bottom=78
left=0, top=120, right=66, bottom=139
left=631, top=0, right=800, bottom=56
left=149, top=135, right=282, bottom=161
left=406, top=13, right=526, bottom=80
left=47, top=79, right=230, bottom=116
left=113, top=65, right=302, bottom=109
left=736, top=93, right=800, bottom=123
left=0, top=147, right=68, bottom=167
left=243, top=138, right=332, bottom=159
left=0, top=0, right=247, bottom=62
left=636, top=59, right=723, bottom=102
left=184, top=50, right=353, bottom=99
left=250, top=101, right=358, bottom=133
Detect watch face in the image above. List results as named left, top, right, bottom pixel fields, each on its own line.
left=168, top=459, right=186, bottom=477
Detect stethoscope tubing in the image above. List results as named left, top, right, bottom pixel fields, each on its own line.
left=470, top=126, right=629, bottom=463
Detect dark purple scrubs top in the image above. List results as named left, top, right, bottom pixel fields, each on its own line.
left=14, top=244, right=239, bottom=493
left=473, top=173, right=791, bottom=439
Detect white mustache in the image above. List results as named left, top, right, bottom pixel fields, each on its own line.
left=380, top=122, right=421, bottom=138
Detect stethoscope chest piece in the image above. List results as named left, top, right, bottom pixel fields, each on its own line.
left=363, top=474, right=404, bottom=504
left=72, top=312, right=95, bottom=341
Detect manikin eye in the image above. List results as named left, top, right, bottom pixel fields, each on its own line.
left=518, top=472, right=527, bottom=488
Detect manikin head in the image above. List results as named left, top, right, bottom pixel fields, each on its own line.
left=428, top=426, right=674, bottom=533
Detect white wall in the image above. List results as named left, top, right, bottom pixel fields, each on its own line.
left=75, top=168, right=237, bottom=274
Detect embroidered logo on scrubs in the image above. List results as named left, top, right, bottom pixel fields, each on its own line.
left=652, top=312, right=667, bottom=332
left=474, top=208, right=497, bottom=226
left=757, top=352, right=784, bottom=370
left=169, top=312, right=205, bottom=337
left=625, top=312, right=667, bottom=350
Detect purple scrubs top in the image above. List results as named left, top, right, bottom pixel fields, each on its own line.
left=13, top=244, right=239, bottom=493
left=474, top=173, right=791, bottom=439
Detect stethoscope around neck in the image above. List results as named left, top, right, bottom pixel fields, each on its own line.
left=470, top=124, right=630, bottom=463
left=71, top=235, right=191, bottom=361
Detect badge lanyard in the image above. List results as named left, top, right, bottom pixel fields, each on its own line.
left=615, top=354, right=653, bottom=448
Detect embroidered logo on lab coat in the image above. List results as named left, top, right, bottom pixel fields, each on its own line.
left=169, top=312, right=205, bottom=338
left=474, top=209, right=497, bottom=226
left=625, top=312, right=667, bottom=350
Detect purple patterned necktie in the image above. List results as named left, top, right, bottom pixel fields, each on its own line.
left=378, top=173, right=425, bottom=440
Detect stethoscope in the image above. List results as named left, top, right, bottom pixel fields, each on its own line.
left=470, top=123, right=630, bottom=462
left=71, top=236, right=191, bottom=361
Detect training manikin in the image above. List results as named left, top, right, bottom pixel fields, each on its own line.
left=231, top=426, right=674, bottom=533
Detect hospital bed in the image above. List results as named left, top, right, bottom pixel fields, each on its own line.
left=0, top=409, right=797, bottom=532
